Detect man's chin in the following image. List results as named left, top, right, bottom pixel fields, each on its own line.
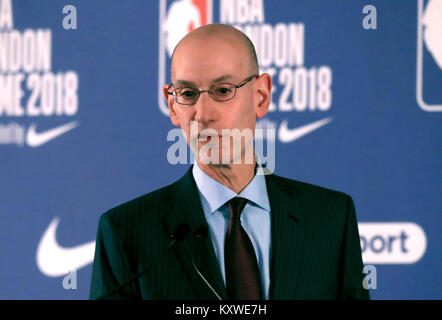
left=206, top=163, right=231, bottom=169
left=190, top=143, right=255, bottom=166
left=197, top=155, right=253, bottom=167
left=197, top=156, right=229, bottom=166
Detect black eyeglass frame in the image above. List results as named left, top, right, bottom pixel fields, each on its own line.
left=166, top=74, right=259, bottom=105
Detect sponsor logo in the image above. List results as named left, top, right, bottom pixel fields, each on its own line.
left=359, top=222, right=427, bottom=264
left=26, top=121, right=79, bottom=147
left=159, top=0, right=334, bottom=145
left=36, top=217, right=95, bottom=277
left=416, top=0, right=442, bottom=111
left=278, top=117, right=333, bottom=143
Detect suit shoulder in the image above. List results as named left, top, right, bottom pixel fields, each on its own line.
left=100, top=183, right=175, bottom=225
left=270, top=174, right=355, bottom=227
left=271, top=173, right=352, bottom=202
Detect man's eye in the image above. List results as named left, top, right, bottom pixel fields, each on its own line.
left=180, top=90, right=196, bottom=99
left=214, top=86, right=232, bottom=96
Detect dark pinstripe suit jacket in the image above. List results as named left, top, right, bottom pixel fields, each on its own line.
left=89, top=166, right=370, bottom=300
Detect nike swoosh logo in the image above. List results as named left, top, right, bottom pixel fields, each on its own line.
left=27, top=121, right=79, bottom=147
left=278, top=117, right=333, bottom=143
left=36, top=217, right=95, bottom=277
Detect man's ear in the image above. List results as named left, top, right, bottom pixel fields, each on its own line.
left=254, top=73, right=272, bottom=119
left=163, top=84, right=180, bottom=126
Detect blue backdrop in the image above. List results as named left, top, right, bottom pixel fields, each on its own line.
left=0, top=0, right=440, bottom=299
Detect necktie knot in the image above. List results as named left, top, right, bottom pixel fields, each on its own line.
left=227, top=197, right=248, bottom=221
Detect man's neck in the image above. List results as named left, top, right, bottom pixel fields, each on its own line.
left=196, top=157, right=256, bottom=194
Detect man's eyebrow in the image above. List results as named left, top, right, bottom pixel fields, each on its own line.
left=173, top=75, right=238, bottom=87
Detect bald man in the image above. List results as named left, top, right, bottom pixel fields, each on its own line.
left=90, top=24, right=369, bottom=300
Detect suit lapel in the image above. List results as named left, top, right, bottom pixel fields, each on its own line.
left=266, top=173, right=305, bottom=299
left=162, top=166, right=228, bottom=300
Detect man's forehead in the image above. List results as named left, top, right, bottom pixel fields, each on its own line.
left=171, top=47, right=248, bottom=84
left=172, top=53, right=245, bottom=85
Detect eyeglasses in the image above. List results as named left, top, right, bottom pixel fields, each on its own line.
left=166, top=74, right=258, bottom=105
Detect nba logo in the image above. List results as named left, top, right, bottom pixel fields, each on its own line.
left=158, top=0, right=213, bottom=115
left=416, top=0, right=442, bottom=112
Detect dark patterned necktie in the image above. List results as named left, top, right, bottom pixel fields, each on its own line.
left=224, top=197, right=262, bottom=300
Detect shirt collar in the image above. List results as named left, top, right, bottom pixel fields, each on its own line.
left=192, top=161, right=271, bottom=217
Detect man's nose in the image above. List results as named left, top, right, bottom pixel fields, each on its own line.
left=194, top=90, right=217, bottom=124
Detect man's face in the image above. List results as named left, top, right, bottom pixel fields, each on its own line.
left=164, top=32, right=267, bottom=166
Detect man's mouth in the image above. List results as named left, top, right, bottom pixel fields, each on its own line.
left=198, top=134, right=218, bottom=142
left=198, top=135, right=211, bottom=142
